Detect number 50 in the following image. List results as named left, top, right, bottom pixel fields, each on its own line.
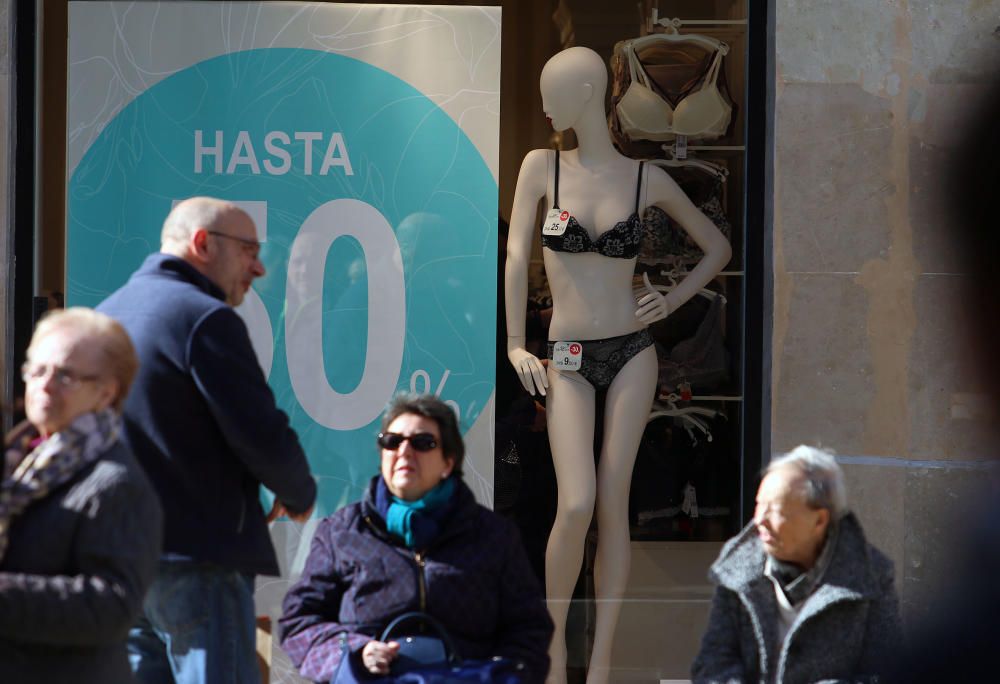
left=240, top=199, right=406, bottom=430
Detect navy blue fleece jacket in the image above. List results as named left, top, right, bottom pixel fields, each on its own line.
left=98, top=252, right=316, bottom=575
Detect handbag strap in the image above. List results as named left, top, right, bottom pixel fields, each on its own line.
left=380, top=611, right=461, bottom=664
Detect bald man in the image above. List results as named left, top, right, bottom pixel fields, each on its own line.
left=98, top=197, right=317, bottom=684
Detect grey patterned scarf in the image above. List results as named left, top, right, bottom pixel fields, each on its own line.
left=0, top=409, right=121, bottom=563
left=765, top=520, right=840, bottom=607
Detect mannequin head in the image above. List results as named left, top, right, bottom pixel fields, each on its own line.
left=539, top=47, right=608, bottom=132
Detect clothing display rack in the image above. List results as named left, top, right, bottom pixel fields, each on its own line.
left=649, top=12, right=748, bottom=31
left=619, top=0, right=748, bottom=543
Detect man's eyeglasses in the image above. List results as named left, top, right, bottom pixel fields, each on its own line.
left=21, top=362, right=101, bottom=389
left=377, top=432, right=439, bottom=452
left=207, top=230, right=261, bottom=258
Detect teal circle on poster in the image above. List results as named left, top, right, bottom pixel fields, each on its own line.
left=67, top=48, right=498, bottom=515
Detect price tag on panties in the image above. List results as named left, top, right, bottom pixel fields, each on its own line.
left=552, top=341, right=583, bottom=371
left=542, top=208, right=571, bottom=236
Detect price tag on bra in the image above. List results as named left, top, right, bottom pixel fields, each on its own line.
left=542, top=208, right=571, bottom=236
left=552, top=341, right=583, bottom=371
left=674, top=134, right=688, bottom=160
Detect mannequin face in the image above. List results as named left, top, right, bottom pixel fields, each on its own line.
left=540, top=67, right=591, bottom=131
left=539, top=47, right=607, bottom=132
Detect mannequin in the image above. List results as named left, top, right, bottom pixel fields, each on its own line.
left=505, top=47, right=731, bottom=684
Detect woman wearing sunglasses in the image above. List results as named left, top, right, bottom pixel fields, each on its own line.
left=280, top=393, right=554, bottom=683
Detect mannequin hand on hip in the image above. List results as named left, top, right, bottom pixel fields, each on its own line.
left=508, top=344, right=549, bottom=396
left=634, top=272, right=673, bottom=324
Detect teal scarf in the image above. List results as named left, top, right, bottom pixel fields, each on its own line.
left=383, top=477, right=456, bottom=549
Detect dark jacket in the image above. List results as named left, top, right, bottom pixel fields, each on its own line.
left=279, top=476, right=554, bottom=683
left=98, top=252, right=316, bottom=575
left=691, top=513, right=901, bottom=684
left=0, top=440, right=163, bottom=683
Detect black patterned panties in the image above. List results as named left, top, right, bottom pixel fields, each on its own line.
left=547, top=328, right=654, bottom=391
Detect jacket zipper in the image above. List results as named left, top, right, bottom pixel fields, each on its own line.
left=414, top=551, right=427, bottom=612
left=364, top=515, right=430, bottom=613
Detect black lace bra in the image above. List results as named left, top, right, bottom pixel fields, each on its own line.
left=542, top=150, right=645, bottom=260
left=641, top=174, right=731, bottom=265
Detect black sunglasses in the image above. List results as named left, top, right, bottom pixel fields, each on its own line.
left=377, top=432, right=439, bottom=452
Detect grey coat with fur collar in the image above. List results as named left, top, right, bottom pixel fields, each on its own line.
left=691, top=513, right=901, bottom=684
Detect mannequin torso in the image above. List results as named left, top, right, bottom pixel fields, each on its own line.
left=540, top=149, right=646, bottom=340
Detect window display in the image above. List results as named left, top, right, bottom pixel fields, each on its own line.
left=496, top=1, right=751, bottom=680
left=504, top=44, right=731, bottom=684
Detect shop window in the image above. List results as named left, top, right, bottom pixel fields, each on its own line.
left=494, top=0, right=768, bottom=679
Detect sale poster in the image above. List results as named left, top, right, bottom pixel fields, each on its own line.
left=66, top=1, right=500, bottom=614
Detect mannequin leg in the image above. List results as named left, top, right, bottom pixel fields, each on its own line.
left=588, top=345, right=658, bottom=684
left=544, top=367, right=597, bottom=684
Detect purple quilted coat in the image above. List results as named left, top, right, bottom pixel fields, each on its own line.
left=279, top=476, right=553, bottom=683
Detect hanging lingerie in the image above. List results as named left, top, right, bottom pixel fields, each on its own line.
left=616, top=38, right=732, bottom=143
left=656, top=292, right=729, bottom=393
left=631, top=410, right=737, bottom=536
left=641, top=175, right=732, bottom=264
left=637, top=42, right=714, bottom=104
left=541, top=150, right=645, bottom=259
left=610, top=36, right=734, bottom=152
left=546, top=328, right=654, bottom=391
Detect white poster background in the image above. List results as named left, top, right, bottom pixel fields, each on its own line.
left=68, top=2, right=500, bottom=182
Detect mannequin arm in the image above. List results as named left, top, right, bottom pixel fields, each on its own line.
left=505, top=149, right=550, bottom=396
left=635, top=166, right=733, bottom=322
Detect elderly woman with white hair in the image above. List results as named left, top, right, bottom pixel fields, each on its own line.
left=691, top=446, right=901, bottom=684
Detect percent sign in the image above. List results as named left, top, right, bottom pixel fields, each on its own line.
left=410, top=369, right=460, bottom=417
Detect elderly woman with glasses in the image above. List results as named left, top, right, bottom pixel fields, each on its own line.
left=0, top=308, right=162, bottom=682
left=691, top=446, right=901, bottom=684
left=280, top=394, right=553, bottom=683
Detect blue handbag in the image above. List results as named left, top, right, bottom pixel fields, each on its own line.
left=384, top=612, right=460, bottom=673
left=330, top=612, right=525, bottom=684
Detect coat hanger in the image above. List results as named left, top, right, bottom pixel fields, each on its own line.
left=649, top=407, right=717, bottom=444
left=679, top=413, right=711, bottom=443
left=649, top=401, right=724, bottom=421
left=649, top=153, right=729, bottom=181
left=647, top=274, right=728, bottom=305
left=630, top=26, right=730, bottom=57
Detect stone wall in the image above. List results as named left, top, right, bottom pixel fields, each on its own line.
left=772, top=0, right=1000, bottom=617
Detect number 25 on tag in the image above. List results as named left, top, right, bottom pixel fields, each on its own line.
left=542, top=208, right=570, bottom=236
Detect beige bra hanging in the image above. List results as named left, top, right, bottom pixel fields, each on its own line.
left=615, top=32, right=732, bottom=143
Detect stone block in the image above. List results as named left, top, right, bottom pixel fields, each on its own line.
left=773, top=273, right=874, bottom=454
left=776, top=83, right=893, bottom=273
left=908, top=138, right=964, bottom=274
left=901, top=464, right=996, bottom=620
left=907, top=275, right=999, bottom=460
left=776, top=1, right=894, bottom=90
left=911, top=3, right=1000, bottom=84
left=839, top=461, right=906, bottom=574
